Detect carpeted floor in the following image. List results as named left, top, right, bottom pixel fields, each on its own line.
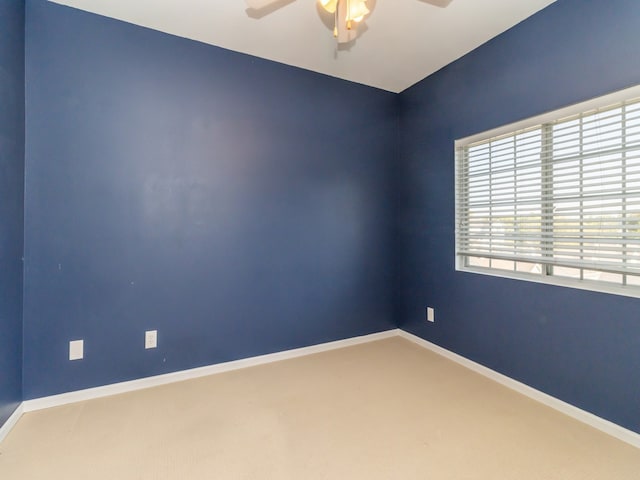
left=1, top=337, right=639, bottom=479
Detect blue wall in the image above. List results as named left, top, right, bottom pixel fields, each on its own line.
left=22, top=0, right=397, bottom=398
left=0, top=0, right=25, bottom=427
left=398, top=0, right=640, bottom=433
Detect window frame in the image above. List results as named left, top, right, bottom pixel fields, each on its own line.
left=455, top=84, right=640, bottom=298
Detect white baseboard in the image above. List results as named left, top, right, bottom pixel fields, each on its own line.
left=22, top=329, right=400, bottom=413
left=4, top=327, right=638, bottom=452
left=0, top=403, right=24, bottom=444
left=397, top=329, right=640, bottom=449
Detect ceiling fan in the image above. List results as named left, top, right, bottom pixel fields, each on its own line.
left=245, top=0, right=453, bottom=45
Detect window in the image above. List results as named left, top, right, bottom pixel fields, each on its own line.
left=456, top=85, right=640, bottom=297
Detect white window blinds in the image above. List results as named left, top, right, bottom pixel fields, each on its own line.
left=456, top=93, right=640, bottom=290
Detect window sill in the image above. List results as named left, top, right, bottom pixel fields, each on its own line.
left=457, top=265, right=640, bottom=299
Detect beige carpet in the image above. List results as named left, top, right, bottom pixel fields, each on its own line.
left=1, top=337, right=639, bottom=479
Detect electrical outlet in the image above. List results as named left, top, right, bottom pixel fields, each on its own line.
left=69, top=340, right=84, bottom=360
left=426, top=307, right=435, bottom=323
left=145, top=330, right=157, bottom=349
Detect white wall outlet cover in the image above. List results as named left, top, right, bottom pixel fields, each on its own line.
left=69, top=340, right=84, bottom=360
left=427, top=307, right=435, bottom=323
left=145, top=330, right=157, bottom=349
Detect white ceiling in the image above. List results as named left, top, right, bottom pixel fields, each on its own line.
left=49, top=0, right=556, bottom=93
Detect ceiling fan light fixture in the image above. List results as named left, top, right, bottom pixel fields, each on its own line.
left=319, top=0, right=370, bottom=43
left=319, top=0, right=338, bottom=14
left=347, top=1, right=369, bottom=23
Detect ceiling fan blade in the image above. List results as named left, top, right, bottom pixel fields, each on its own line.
left=245, top=0, right=279, bottom=8
left=417, top=0, right=453, bottom=7
left=245, top=0, right=297, bottom=19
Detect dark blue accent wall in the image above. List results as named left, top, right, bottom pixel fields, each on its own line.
left=23, top=0, right=397, bottom=398
left=0, top=0, right=25, bottom=427
left=398, top=0, right=640, bottom=433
